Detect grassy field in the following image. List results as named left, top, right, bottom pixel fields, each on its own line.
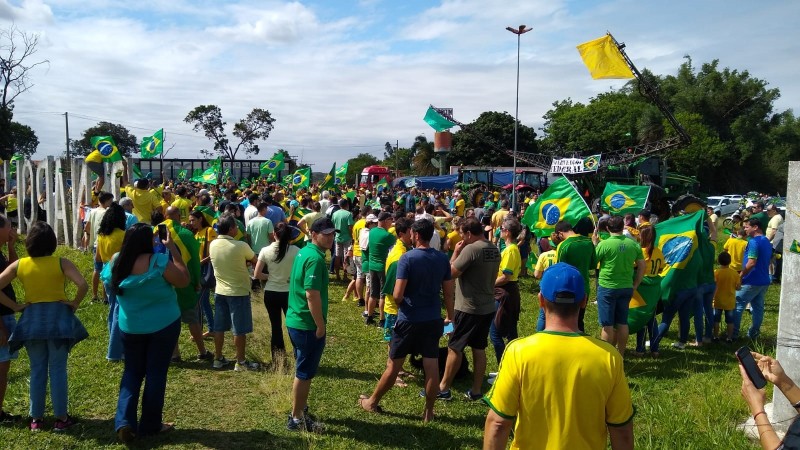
left=0, top=241, right=774, bottom=449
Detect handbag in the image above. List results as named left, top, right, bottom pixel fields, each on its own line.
left=200, top=228, right=216, bottom=289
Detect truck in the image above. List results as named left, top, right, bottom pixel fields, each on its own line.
left=358, top=165, right=392, bottom=190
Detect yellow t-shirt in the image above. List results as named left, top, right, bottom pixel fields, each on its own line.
left=383, top=239, right=407, bottom=315
left=723, top=237, right=748, bottom=272
left=195, top=226, right=217, bottom=261
left=17, top=256, right=67, bottom=303
left=498, top=243, right=521, bottom=282
left=713, top=267, right=740, bottom=310
left=96, top=229, right=125, bottom=263
left=534, top=250, right=557, bottom=274
left=484, top=332, right=634, bottom=450
left=644, top=247, right=665, bottom=277
left=447, top=230, right=461, bottom=254
left=171, top=197, right=193, bottom=223
left=208, top=235, right=255, bottom=296
left=455, top=198, right=465, bottom=217
left=491, top=209, right=510, bottom=231
left=352, top=219, right=366, bottom=257
left=124, top=186, right=162, bottom=223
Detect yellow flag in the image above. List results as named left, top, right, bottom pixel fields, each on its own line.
left=576, top=34, right=634, bottom=79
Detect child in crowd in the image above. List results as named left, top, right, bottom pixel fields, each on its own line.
left=713, top=251, right=740, bottom=343
left=723, top=228, right=748, bottom=272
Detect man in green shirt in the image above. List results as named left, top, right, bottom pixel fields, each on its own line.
left=366, top=212, right=396, bottom=326
left=555, top=219, right=597, bottom=332
left=595, top=215, right=646, bottom=356
left=286, top=217, right=335, bottom=432
left=331, top=198, right=354, bottom=281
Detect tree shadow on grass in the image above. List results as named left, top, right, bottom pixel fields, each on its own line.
left=325, top=416, right=478, bottom=448
left=68, top=418, right=305, bottom=449
left=317, top=364, right=380, bottom=383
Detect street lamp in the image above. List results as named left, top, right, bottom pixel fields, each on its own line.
left=506, top=24, right=532, bottom=213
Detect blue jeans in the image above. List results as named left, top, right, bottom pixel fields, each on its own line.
left=652, top=288, right=697, bottom=352
left=489, top=300, right=518, bottom=364
left=116, top=319, right=180, bottom=435
left=105, top=281, right=124, bottom=361
left=733, top=284, right=769, bottom=339
left=25, top=339, right=69, bottom=418
left=198, top=266, right=215, bottom=332
left=636, top=316, right=658, bottom=353
left=696, top=282, right=716, bottom=341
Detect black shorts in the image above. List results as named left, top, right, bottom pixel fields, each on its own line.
left=389, top=319, right=443, bottom=360
left=448, top=310, right=495, bottom=352
left=369, top=270, right=386, bottom=299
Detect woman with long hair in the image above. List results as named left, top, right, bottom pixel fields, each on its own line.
left=253, top=222, right=299, bottom=360
left=632, top=225, right=664, bottom=357
left=189, top=209, right=216, bottom=338
left=101, top=223, right=189, bottom=442
left=96, top=203, right=127, bottom=361
left=0, top=222, right=88, bottom=431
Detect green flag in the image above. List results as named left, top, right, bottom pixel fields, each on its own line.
left=791, top=240, right=800, bottom=254
left=140, top=129, right=164, bottom=158
left=90, top=136, right=123, bottom=162
left=521, top=177, right=592, bottom=238
left=260, top=152, right=285, bottom=175
left=319, top=163, right=336, bottom=191
left=292, top=167, right=311, bottom=190
left=282, top=174, right=293, bottom=186
left=654, top=210, right=705, bottom=304
left=627, top=276, right=662, bottom=333
left=191, top=165, right=218, bottom=184
left=334, top=162, right=349, bottom=185
left=344, top=190, right=356, bottom=202
left=9, top=153, right=22, bottom=176
left=376, top=177, right=388, bottom=191
left=191, top=168, right=202, bottom=179
left=240, top=178, right=251, bottom=188
left=178, top=169, right=187, bottom=180
left=133, top=164, right=144, bottom=180
left=601, top=182, right=650, bottom=215
left=423, top=106, right=456, bottom=132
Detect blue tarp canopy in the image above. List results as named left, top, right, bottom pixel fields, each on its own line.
left=392, top=171, right=515, bottom=190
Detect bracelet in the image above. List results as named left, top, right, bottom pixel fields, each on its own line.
left=793, top=400, right=800, bottom=409
left=754, top=411, right=767, bottom=421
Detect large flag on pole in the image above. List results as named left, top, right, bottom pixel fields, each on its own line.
left=140, top=129, right=164, bottom=158
left=334, top=162, right=349, bottom=186
left=423, top=106, right=456, bottom=132
left=601, top=182, right=650, bottom=215
left=654, top=210, right=705, bottom=303
left=627, top=276, right=662, bottom=333
left=260, top=152, right=285, bottom=175
left=521, top=176, right=592, bottom=238
left=576, top=34, right=634, bottom=79
left=292, top=167, right=311, bottom=190
left=319, top=163, right=336, bottom=191
left=90, top=136, right=123, bottom=162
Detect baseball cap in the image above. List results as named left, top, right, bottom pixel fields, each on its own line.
left=365, top=214, right=379, bottom=223
left=540, top=263, right=586, bottom=304
left=310, top=217, right=337, bottom=234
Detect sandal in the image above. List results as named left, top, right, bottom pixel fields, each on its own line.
left=358, top=395, right=383, bottom=413
left=159, top=422, right=175, bottom=433
left=394, top=377, right=408, bottom=388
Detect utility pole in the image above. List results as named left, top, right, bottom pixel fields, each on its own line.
left=506, top=24, right=532, bottom=213
left=395, top=139, right=399, bottom=178
left=63, top=112, right=71, bottom=179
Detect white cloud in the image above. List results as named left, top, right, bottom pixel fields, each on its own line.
left=0, top=0, right=53, bottom=23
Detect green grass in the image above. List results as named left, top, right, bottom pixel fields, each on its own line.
left=0, top=241, right=773, bottom=449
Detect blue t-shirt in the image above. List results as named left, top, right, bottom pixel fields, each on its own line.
left=396, top=247, right=451, bottom=323
left=266, top=205, right=286, bottom=226
left=742, top=235, right=772, bottom=286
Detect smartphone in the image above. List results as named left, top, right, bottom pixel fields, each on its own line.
left=736, top=346, right=767, bottom=389
left=157, top=224, right=167, bottom=242
left=443, top=323, right=454, bottom=336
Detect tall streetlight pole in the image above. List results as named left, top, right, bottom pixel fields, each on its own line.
left=506, top=24, right=532, bottom=213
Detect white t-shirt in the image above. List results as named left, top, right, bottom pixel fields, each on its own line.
left=258, top=241, right=300, bottom=292
left=243, top=204, right=260, bottom=226
left=87, top=206, right=108, bottom=248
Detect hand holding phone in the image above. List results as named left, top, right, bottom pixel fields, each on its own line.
left=736, top=346, right=767, bottom=389
left=157, top=224, right=168, bottom=243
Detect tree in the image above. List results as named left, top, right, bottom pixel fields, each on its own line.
left=73, top=122, right=138, bottom=157
left=0, top=25, right=48, bottom=159
left=449, top=111, right=537, bottom=166
left=410, top=135, right=437, bottom=176
left=9, top=122, right=38, bottom=158
left=345, top=153, right=379, bottom=185
left=184, top=105, right=275, bottom=161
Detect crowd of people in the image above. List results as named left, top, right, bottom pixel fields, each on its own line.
left=0, top=167, right=793, bottom=448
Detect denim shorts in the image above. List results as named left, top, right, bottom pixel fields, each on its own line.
left=714, top=309, right=734, bottom=325
left=213, top=294, right=253, bottom=336
left=597, top=286, right=634, bottom=326
left=0, top=315, right=18, bottom=362
left=288, top=327, right=326, bottom=380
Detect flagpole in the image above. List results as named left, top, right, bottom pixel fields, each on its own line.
left=564, top=175, right=596, bottom=226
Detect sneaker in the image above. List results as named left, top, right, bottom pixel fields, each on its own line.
left=377, top=318, right=385, bottom=328
left=170, top=355, right=182, bottom=364
left=464, top=389, right=483, bottom=401
left=419, top=389, right=452, bottom=400
left=287, top=415, right=304, bottom=431
left=287, top=414, right=324, bottom=432
left=234, top=360, right=260, bottom=372
left=117, top=425, right=136, bottom=443
left=671, top=342, right=686, bottom=350
left=357, top=298, right=365, bottom=307
left=213, top=357, right=233, bottom=369
left=0, top=410, right=21, bottom=423
left=488, top=372, right=498, bottom=378
left=53, top=416, right=76, bottom=432
left=365, top=315, right=376, bottom=326
left=196, top=350, right=214, bottom=361
left=30, top=418, right=43, bottom=432
left=487, top=377, right=496, bottom=386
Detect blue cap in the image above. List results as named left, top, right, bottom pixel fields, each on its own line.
left=540, top=263, right=585, bottom=304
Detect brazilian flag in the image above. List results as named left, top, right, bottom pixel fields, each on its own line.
left=521, top=176, right=592, bottom=238
left=627, top=276, right=662, bottom=333
left=654, top=210, right=705, bottom=304
left=194, top=205, right=218, bottom=228
left=292, top=167, right=311, bottom=190
left=140, top=129, right=164, bottom=158
left=376, top=177, right=388, bottom=191
left=91, top=136, right=123, bottom=162
left=9, top=153, right=22, bottom=176
left=260, top=152, right=285, bottom=175
left=601, top=182, right=650, bottom=215
left=177, top=169, right=187, bottom=180
left=319, top=163, right=336, bottom=191
left=288, top=206, right=311, bottom=248
left=282, top=174, right=293, bottom=186
left=334, top=162, right=349, bottom=185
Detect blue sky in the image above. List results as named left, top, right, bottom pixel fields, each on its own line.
left=2, top=0, right=799, bottom=170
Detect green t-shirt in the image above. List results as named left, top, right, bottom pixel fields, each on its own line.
left=368, top=227, right=395, bottom=272
left=595, top=235, right=644, bottom=289
left=286, top=243, right=329, bottom=331
left=750, top=212, right=769, bottom=233
left=556, top=235, right=597, bottom=295
left=332, top=209, right=354, bottom=243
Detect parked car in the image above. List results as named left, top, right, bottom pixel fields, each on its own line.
left=707, top=196, right=739, bottom=216
left=722, top=194, right=744, bottom=203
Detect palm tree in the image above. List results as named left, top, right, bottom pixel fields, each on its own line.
left=411, top=135, right=437, bottom=176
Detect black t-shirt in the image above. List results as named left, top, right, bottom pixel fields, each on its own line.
left=0, top=252, right=16, bottom=316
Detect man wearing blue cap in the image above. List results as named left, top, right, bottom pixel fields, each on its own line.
left=483, top=263, right=634, bottom=450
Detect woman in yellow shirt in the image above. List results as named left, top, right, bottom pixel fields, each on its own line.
left=189, top=210, right=217, bottom=337
left=0, top=222, right=88, bottom=431
left=633, top=225, right=664, bottom=357
left=96, top=203, right=128, bottom=361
